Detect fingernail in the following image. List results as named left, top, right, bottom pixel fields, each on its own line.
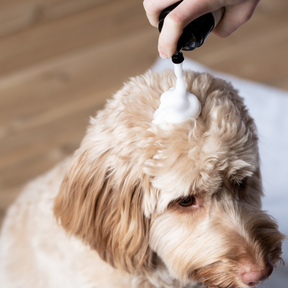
left=159, top=48, right=168, bottom=59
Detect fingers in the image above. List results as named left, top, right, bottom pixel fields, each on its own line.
left=158, top=0, right=220, bottom=58
left=143, top=0, right=178, bottom=27
left=144, top=0, right=260, bottom=59
left=213, top=0, right=260, bottom=37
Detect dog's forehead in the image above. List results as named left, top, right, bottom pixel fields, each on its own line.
left=143, top=117, right=257, bottom=215
left=89, top=70, right=259, bottom=215
left=143, top=130, right=223, bottom=212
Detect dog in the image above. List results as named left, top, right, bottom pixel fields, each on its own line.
left=0, top=69, right=284, bottom=288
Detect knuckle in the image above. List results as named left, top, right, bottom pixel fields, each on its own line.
left=165, top=12, right=185, bottom=29
left=237, top=11, right=253, bottom=25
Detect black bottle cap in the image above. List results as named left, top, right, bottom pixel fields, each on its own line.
left=172, top=52, right=184, bottom=64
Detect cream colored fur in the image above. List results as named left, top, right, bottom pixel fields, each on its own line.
left=0, top=70, right=284, bottom=288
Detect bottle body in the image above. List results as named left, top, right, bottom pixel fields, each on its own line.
left=158, top=1, right=224, bottom=55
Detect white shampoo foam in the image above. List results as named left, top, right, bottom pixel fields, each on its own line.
left=153, top=63, right=201, bottom=126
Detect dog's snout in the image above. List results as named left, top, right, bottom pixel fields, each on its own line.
left=240, top=261, right=273, bottom=286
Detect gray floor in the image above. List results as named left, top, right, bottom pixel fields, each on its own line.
left=262, top=266, right=288, bottom=287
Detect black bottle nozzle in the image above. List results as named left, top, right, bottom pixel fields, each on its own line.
left=172, top=51, right=184, bottom=64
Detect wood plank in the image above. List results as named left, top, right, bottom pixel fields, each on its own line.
left=0, top=27, right=158, bottom=130
left=0, top=0, right=36, bottom=37
left=0, top=28, right=158, bottom=197
left=39, top=0, right=111, bottom=20
left=0, top=0, right=110, bottom=38
left=0, top=0, right=149, bottom=77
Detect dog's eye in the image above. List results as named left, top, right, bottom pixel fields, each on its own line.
left=178, top=195, right=196, bottom=207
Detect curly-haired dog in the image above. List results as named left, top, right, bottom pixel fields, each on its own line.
left=0, top=70, right=284, bottom=288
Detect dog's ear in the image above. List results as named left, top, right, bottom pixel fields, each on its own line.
left=53, top=145, right=153, bottom=274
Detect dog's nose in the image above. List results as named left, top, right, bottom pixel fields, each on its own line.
left=240, top=261, right=273, bottom=286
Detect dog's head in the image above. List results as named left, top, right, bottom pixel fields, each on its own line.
left=54, top=70, right=284, bottom=288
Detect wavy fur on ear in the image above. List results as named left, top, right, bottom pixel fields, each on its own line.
left=53, top=70, right=165, bottom=274
left=54, top=145, right=153, bottom=274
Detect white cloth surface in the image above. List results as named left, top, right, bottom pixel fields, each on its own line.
left=151, top=57, right=288, bottom=287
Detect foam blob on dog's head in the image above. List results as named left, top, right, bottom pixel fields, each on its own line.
left=153, top=63, right=201, bottom=127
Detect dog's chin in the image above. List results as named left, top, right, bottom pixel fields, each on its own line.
left=178, top=256, right=282, bottom=288
left=188, top=266, right=246, bottom=288
left=163, top=264, right=239, bottom=288
left=187, top=260, right=282, bottom=288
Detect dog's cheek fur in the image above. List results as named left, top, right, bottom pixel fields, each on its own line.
left=149, top=193, right=285, bottom=287
left=53, top=147, right=153, bottom=274
left=149, top=206, right=239, bottom=284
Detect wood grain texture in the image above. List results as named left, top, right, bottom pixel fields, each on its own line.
left=0, top=0, right=110, bottom=37
left=189, top=0, right=288, bottom=89
left=0, top=0, right=287, bottom=226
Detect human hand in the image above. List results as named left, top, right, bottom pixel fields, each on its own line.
left=143, top=0, right=260, bottom=59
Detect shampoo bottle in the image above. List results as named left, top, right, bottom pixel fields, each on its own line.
left=158, top=0, right=224, bottom=63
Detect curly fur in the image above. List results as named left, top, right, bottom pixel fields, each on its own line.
left=0, top=70, right=284, bottom=288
